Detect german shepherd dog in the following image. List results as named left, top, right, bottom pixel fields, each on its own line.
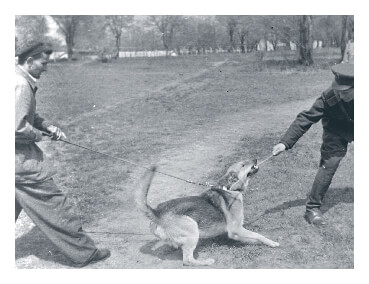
left=137, top=160, right=279, bottom=266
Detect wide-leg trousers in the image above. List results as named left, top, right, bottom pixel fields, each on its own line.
left=15, top=178, right=98, bottom=266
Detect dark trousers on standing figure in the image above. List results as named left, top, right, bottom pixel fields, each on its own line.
left=15, top=178, right=98, bottom=266
left=306, top=129, right=350, bottom=212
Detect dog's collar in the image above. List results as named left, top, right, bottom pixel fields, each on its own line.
left=211, top=185, right=229, bottom=191
left=211, top=185, right=231, bottom=191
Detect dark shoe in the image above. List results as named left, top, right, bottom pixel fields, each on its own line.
left=76, top=248, right=111, bottom=267
left=304, top=209, right=327, bottom=226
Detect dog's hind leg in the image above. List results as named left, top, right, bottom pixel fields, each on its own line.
left=182, top=238, right=215, bottom=266
left=165, top=215, right=215, bottom=266
left=228, top=227, right=279, bottom=248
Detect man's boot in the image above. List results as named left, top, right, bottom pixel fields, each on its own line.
left=305, top=157, right=342, bottom=226
left=304, top=208, right=327, bottom=225
left=75, top=248, right=111, bottom=267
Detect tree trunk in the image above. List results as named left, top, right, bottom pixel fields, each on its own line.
left=240, top=35, right=246, bottom=53
left=298, top=15, right=314, bottom=66
left=229, top=29, right=234, bottom=52
left=67, top=44, right=73, bottom=60
left=272, top=41, right=278, bottom=51
left=66, top=34, right=74, bottom=60
left=115, top=34, right=121, bottom=59
left=162, top=34, right=170, bottom=56
left=340, top=15, right=348, bottom=61
left=176, top=46, right=181, bottom=55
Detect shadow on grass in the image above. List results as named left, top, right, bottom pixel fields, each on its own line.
left=140, top=233, right=267, bottom=263
left=139, top=188, right=353, bottom=262
left=15, top=226, right=74, bottom=267
left=139, top=240, right=183, bottom=261
left=246, top=187, right=353, bottom=224
left=139, top=234, right=249, bottom=262
left=322, top=186, right=354, bottom=214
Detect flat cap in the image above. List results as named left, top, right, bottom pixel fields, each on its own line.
left=331, top=63, right=354, bottom=90
left=15, top=40, right=53, bottom=59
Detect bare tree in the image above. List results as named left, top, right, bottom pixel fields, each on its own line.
left=313, top=16, right=341, bottom=47
left=51, top=15, right=82, bottom=60
left=237, top=17, right=253, bottom=53
left=261, top=16, right=300, bottom=51
left=216, top=16, right=240, bottom=52
left=226, top=17, right=238, bottom=52
left=71, top=16, right=110, bottom=51
left=193, top=17, right=217, bottom=54
left=105, top=16, right=134, bottom=59
left=15, top=15, right=49, bottom=47
left=298, top=15, right=314, bottom=65
left=148, top=16, right=183, bottom=55
left=340, top=15, right=350, bottom=61
left=237, top=16, right=265, bottom=53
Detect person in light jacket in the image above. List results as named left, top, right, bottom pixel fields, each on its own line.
left=15, top=40, right=110, bottom=267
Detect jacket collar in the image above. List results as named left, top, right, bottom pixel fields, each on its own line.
left=15, top=64, right=38, bottom=92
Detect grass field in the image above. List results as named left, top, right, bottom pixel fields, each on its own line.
left=15, top=49, right=354, bottom=269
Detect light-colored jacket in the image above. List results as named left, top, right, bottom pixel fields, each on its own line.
left=15, top=65, right=56, bottom=183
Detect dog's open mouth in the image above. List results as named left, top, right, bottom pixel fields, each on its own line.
left=247, top=165, right=259, bottom=177
left=247, top=159, right=259, bottom=177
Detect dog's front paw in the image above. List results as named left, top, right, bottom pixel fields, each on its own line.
left=202, top=258, right=215, bottom=266
left=269, top=241, right=280, bottom=248
left=183, top=258, right=215, bottom=266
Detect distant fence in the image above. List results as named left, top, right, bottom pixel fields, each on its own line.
left=118, top=48, right=230, bottom=58
left=48, top=40, right=324, bottom=61
left=119, top=50, right=167, bottom=58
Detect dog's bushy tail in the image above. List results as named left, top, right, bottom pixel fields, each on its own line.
left=136, top=165, right=158, bottom=221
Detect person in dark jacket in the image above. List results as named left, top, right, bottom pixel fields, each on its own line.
left=15, top=40, right=110, bottom=267
left=272, top=64, right=354, bottom=226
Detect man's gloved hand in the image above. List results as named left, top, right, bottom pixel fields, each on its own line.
left=46, top=125, right=67, bottom=141
left=272, top=143, right=286, bottom=156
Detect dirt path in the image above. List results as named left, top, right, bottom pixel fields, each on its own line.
left=15, top=94, right=316, bottom=268
left=92, top=97, right=317, bottom=269
left=15, top=57, right=322, bottom=268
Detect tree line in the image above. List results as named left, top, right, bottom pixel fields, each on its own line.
left=15, top=15, right=354, bottom=65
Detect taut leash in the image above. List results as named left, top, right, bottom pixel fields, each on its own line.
left=257, top=154, right=274, bottom=166
left=43, top=132, right=276, bottom=236
left=42, top=132, right=216, bottom=188
left=43, top=132, right=275, bottom=188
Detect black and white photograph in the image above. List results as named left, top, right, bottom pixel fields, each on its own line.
left=10, top=1, right=365, bottom=278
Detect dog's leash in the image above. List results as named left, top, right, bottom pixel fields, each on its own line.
left=43, top=132, right=276, bottom=235
left=42, top=132, right=216, bottom=188
left=257, top=154, right=274, bottom=166
left=43, top=132, right=275, bottom=188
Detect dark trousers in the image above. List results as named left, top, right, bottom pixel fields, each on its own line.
left=15, top=178, right=98, bottom=266
left=306, top=129, right=350, bottom=211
